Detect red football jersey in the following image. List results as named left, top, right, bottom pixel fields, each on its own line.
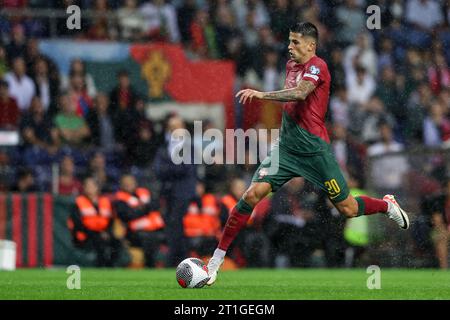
left=283, top=55, right=331, bottom=143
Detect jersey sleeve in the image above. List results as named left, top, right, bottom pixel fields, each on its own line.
left=302, top=60, right=327, bottom=86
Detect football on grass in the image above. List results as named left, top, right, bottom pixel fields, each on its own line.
left=176, top=258, right=210, bottom=288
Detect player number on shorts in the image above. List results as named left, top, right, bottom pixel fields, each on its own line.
left=325, top=179, right=341, bottom=197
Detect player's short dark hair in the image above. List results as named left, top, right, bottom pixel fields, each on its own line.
left=290, top=22, right=319, bottom=42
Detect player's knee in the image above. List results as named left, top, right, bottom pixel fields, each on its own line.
left=242, top=188, right=261, bottom=206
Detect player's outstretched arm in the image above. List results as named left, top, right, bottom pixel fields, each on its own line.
left=236, top=80, right=316, bottom=104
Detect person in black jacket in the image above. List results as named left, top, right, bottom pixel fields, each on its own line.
left=85, top=93, right=117, bottom=152
left=114, top=174, right=165, bottom=268
left=153, top=114, right=197, bottom=267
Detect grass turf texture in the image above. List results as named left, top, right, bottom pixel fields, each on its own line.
left=0, top=269, right=449, bottom=300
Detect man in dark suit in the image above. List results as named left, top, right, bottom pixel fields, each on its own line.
left=153, top=114, right=197, bottom=267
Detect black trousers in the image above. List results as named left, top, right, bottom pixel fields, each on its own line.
left=83, top=233, right=123, bottom=267
left=165, top=198, right=190, bottom=267
left=127, top=230, right=165, bottom=267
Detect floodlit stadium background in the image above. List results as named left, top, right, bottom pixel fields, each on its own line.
left=0, top=0, right=449, bottom=272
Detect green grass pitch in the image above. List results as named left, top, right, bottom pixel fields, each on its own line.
left=0, top=268, right=449, bottom=300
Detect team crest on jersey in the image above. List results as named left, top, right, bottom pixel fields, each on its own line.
left=309, top=65, right=320, bottom=75
left=258, top=168, right=269, bottom=179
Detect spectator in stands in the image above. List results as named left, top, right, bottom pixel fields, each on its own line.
left=375, top=66, right=405, bottom=126
left=331, top=122, right=364, bottom=184
left=20, top=96, right=59, bottom=154
left=10, top=167, right=36, bottom=192
left=54, top=93, right=91, bottom=148
left=214, top=3, right=240, bottom=60
left=177, top=0, right=197, bottom=45
left=0, top=79, right=20, bottom=130
left=345, top=64, right=376, bottom=108
left=329, top=49, right=346, bottom=92
left=117, top=0, right=147, bottom=41
left=109, top=70, right=138, bottom=159
left=114, top=174, right=165, bottom=268
left=4, top=56, right=36, bottom=112
left=423, top=100, right=450, bottom=147
left=335, top=0, right=366, bottom=45
left=32, top=57, right=59, bottom=116
left=140, top=0, right=181, bottom=43
left=58, top=155, right=82, bottom=196
left=261, top=47, right=283, bottom=92
left=427, top=52, right=450, bottom=95
left=422, top=177, right=450, bottom=269
left=268, top=0, right=295, bottom=42
left=85, top=151, right=115, bottom=193
left=367, top=122, right=409, bottom=196
left=232, top=0, right=270, bottom=33
left=405, top=81, right=433, bottom=143
left=109, top=70, right=138, bottom=114
left=330, top=85, right=350, bottom=129
left=153, top=114, right=196, bottom=267
left=405, top=0, right=444, bottom=31
left=343, top=32, right=377, bottom=78
left=67, top=72, right=94, bottom=118
left=69, top=177, right=124, bottom=267
left=86, top=0, right=116, bottom=41
left=61, top=59, right=97, bottom=99
left=189, top=8, right=219, bottom=59
left=5, top=24, right=27, bottom=60
left=377, top=37, right=395, bottom=73
left=360, top=96, right=396, bottom=145
left=129, top=98, right=159, bottom=168
left=85, top=93, right=116, bottom=152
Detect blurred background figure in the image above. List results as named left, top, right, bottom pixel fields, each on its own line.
left=153, top=114, right=196, bottom=267
left=114, top=174, right=165, bottom=268
left=183, top=180, right=222, bottom=259
left=68, top=177, right=124, bottom=267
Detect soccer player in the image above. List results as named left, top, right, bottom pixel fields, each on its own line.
left=206, top=22, right=409, bottom=285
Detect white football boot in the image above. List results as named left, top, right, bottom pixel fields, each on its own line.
left=383, top=195, right=410, bottom=230
left=206, top=256, right=224, bottom=286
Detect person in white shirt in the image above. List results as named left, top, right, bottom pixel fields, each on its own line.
left=140, top=0, right=181, bottom=43
left=367, top=122, right=409, bottom=193
left=344, top=32, right=378, bottom=78
left=346, top=65, right=376, bottom=106
left=405, top=0, right=444, bottom=31
left=4, top=56, right=36, bottom=112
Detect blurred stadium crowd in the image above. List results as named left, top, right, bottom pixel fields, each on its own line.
left=0, top=0, right=450, bottom=269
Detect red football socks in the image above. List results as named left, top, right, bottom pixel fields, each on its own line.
left=217, top=206, right=251, bottom=251
left=356, top=195, right=388, bottom=216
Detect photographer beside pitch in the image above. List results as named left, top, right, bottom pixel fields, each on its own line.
left=206, top=22, right=410, bottom=285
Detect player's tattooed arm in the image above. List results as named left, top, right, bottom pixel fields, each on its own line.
left=263, top=80, right=317, bottom=101
left=236, top=80, right=316, bottom=104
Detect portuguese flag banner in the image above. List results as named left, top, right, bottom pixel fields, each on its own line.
left=39, top=41, right=236, bottom=128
